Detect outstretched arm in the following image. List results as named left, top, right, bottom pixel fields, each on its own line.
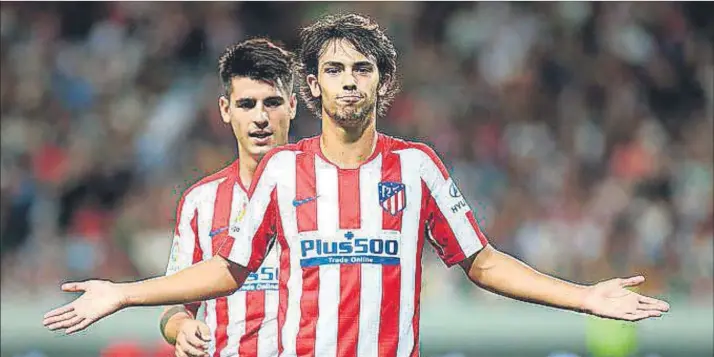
left=459, top=245, right=670, bottom=321
left=43, top=255, right=248, bottom=334
left=415, top=143, right=669, bottom=322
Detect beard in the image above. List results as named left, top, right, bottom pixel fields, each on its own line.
left=326, top=96, right=377, bottom=129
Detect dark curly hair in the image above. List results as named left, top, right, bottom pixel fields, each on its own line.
left=218, top=38, right=296, bottom=98
left=298, top=13, right=400, bottom=118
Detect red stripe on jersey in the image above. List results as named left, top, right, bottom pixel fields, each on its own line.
left=378, top=153, right=402, bottom=357
left=239, top=291, right=266, bottom=357
left=381, top=153, right=403, bottom=231
left=421, top=182, right=468, bottom=266
left=296, top=267, right=320, bottom=357
left=411, top=183, right=431, bottom=357
left=275, top=198, right=289, bottom=356
left=183, top=210, right=203, bottom=312
left=246, top=189, right=278, bottom=272
left=190, top=211, right=202, bottom=263
left=296, top=152, right=318, bottom=233
left=466, top=211, right=489, bottom=246
left=278, top=237, right=290, bottom=356
left=211, top=179, right=236, bottom=357
left=295, top=150, right=320, bottom=356
left=337, top=170, right=361, bottom=357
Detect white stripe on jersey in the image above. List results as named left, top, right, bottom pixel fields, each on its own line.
left=394, top=149, right=422, bottom=357
left=356, top=155, right=384, bottom=357
left=274, top=152, right=300, bottom=357
left=314, top=157, right=340, bottom=357
left=418, top=151, right=481, bottom=259
left=225, top=184, right=247, bottom=356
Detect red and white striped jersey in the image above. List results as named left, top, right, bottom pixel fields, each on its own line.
left=226, top=134, right=489, bottom=357
left=166, top=159, right=280, bottom=357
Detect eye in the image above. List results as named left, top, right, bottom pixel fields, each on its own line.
left=264, top=98, right=284, bottom=108
left=325, top=67, right=340, bottom=74
left=236, top=99, right=256, bottom=109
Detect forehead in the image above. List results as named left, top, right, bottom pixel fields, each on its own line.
left=318, top=38, right=376, bottom=66
left=229, top=77, right=286, bottom=99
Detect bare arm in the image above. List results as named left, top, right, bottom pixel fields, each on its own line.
left=122, top=255, right=248, bottom=307
left=43, top=255, right=250, bottom=334
left=459, top=244, right=587, bottom=312
left=459, top=244, right=669, bottom=320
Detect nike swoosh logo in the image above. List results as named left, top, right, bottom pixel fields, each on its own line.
left=292, top=196, right=318, bottom=207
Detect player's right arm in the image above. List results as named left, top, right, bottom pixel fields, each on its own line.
left=42, top=150, right=284, bottom=334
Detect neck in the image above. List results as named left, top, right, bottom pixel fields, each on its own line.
left=320, top=112, right=377, bottom=169
left=237, top=145, right=259, bottom=189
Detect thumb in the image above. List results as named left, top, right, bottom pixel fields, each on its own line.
left=61, top=282, right=86, bottom=292
left=619, top=275, right=645, bottom=288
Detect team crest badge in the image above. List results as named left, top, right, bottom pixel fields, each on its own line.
left=378, top=181, right=407, bottom=216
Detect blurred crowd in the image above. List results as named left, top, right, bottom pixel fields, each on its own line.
left=1, top=2, right=712, bottom=310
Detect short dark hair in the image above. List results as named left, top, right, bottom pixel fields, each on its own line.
left=298, top=13, right=400, bottom=118
left=218, top=38, right=296, bottom=97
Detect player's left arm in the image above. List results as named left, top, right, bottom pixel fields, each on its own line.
left=417, top=144, right=669, bottom=321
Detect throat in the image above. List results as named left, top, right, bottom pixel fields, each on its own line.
left=319, top=121, right=377, bottom=169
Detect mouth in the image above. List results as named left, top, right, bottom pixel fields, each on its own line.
left=248, top=131, right=273, bottom=145
left=337, top=94, right=363, bottom=104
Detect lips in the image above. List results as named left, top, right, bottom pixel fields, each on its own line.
left=337, top=95, right=362, bottom=103
left=249, top=131, right=273, bottom=145
left=249, top=131, right=273, bottom=139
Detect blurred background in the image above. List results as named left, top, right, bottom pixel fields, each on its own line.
left=1, top=2, right=712, bottom=357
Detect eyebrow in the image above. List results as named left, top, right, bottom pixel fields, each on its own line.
left=322, top=61, right=374, bottom=68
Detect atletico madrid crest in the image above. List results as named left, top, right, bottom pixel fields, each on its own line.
left=378, top=181, right=407, bottom=216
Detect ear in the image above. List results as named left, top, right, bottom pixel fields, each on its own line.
left=219, top=95, right=231, bottom=124
left=289, top=93, right=297, bottom=120
left=378, top=74, right=392, bottom=97
left=306, top=74, right=321, bottom=98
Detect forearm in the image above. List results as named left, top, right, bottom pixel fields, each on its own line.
left=160, top=305, right=197, bottom=345
left=122, top=256, right=247, bottom=307
left=464, top=245, right=588, bottom=312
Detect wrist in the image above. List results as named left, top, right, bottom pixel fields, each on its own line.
left=575, top=284, right=593, bottom=314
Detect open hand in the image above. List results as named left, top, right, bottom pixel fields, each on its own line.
left=43, top=280, right=126, bottom=334
left=582, top=276, right=670, bottom=321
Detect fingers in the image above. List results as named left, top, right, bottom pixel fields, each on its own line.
left=46, top=315, right=85, bottom=331
left=196, top=324, right=211, bottom=342
left=185, top=329, right=209, bottom=351
left=638, top=295, right=670, bottom=311
left=177, top=335, right=209, bottom=357
left=175, top=347, right=188, bottom=357
left=44, top=310, right=78, bottom=330
left=43, top=305, right=74, bottom=321
left=623, top=309, right=662, bottom=322
left=61, top=282, right=87, bottom=292
left=65, top=318, right=94, bottom=335
left=619, top=276, right=645, bottom=288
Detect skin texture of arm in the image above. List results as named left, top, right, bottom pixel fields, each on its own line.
left=43, top=255, right=250, bottom=334
left=460, top=244, right=670, bottom=321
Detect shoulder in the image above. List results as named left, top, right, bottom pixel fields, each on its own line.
left=380, top=134, right=449, bottom=179
left=179, top=160, right=237, bottom=204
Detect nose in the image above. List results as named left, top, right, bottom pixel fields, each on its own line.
left=254, top=106, right=269, bottom=128
left=342, top=71, right=357, bottom=91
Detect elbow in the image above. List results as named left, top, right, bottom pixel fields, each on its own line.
left=210, top=255, right=245, bottom=296
left=465, top=245, right=499, bottom=285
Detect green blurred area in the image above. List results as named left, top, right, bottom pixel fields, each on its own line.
left=2, top=296, right=712, bottom=357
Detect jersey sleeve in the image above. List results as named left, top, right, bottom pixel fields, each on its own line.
left=166, top=189, right=204, bottom=311
left=417, top=144, right=489, bottom=267
left=224, top=150, right=284, bottom=272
